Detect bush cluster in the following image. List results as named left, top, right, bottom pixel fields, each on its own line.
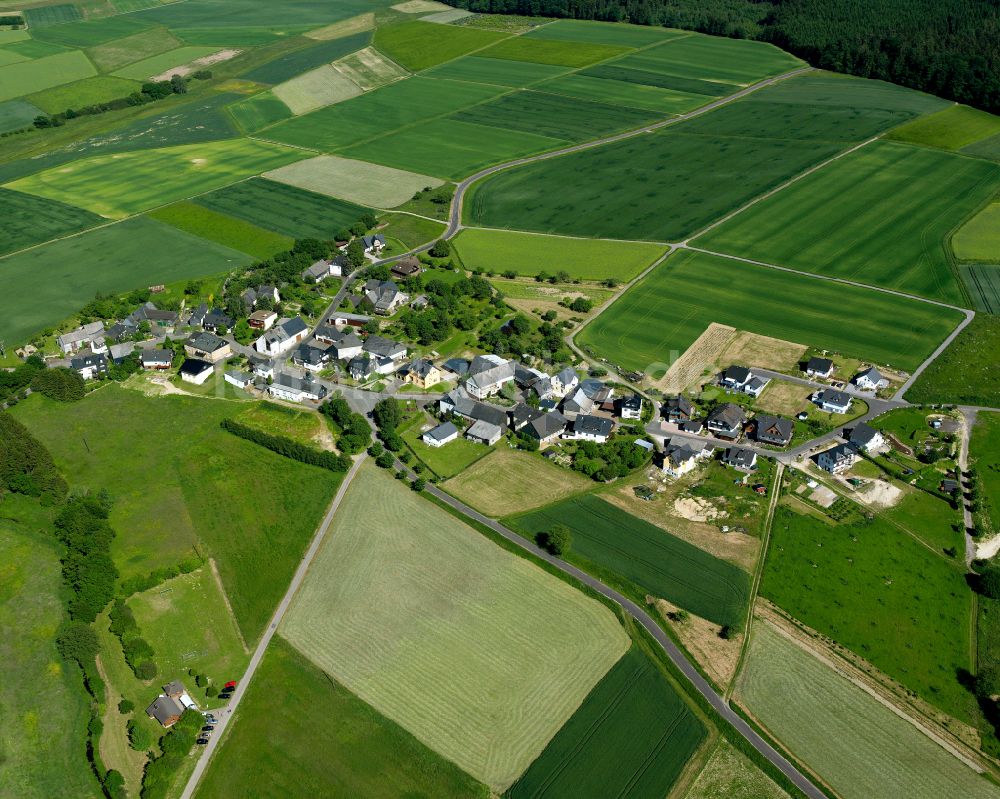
left=53, top=494, right=118, bottom=623
left=0, top=410, right=69, bottom=501
left=109, top=599, right=157, bottom=681
left=320, top=397, right=371, bottom=454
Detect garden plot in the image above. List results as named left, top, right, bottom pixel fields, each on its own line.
left=272, top=65, right=362, bottom=115
left=264, top=154, right=442, bottom=208
left=280, top=464, right=629, bottom=790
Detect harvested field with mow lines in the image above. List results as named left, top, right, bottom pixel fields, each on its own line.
left=577, top=249, right=963, bottom=374
left=507, top=646, right=706, bottom=799
left=281, top=464, right=629, bottom=790
left=509, top=494, right=751, bottom=627
left=330, top=46, right=408, bottom=91
left=737, top=623, right=1000, bottom=799
left=271, top=65, right=362, bottom=115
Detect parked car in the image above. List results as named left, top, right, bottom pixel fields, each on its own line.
left=196, top=737, right=210, bottom=745
left=224, top=680, right=238, bottom=689
left=201, top=726, right=215, bottom=733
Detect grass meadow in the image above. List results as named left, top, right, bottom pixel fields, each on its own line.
left=0, top=216, right=250, bottom=346
left=280, top=463, right=629, bottom=790
left=445, top=447, right=593, bottom=516
left=26, top=75, right=141, bottom=114
left=265, top=76, right=504, bottom=151
left=226, top=90, right=293, bottom=133
left=194, top=636, right=489, bottom=799
left=379, top=211, right=446, bottom=249
left=907, top=315, right=1000, bottom=406
left=682, top=739, right=790, bottom=799
left=738, top=623, right=1000, bottom=799
left=400, top=413, right=489, bottom=479
left=194, top=177, right=370, bottom=239
left=577, top=249, right=962, bottom=374
left=509, top=494, right=751, bottom=627
left=234, top=402, right=326, bottom=448
left=953, top=202, right=1000, bottom=262
left=696, top=142, right=998, bottom=304
left=453, top=227, right=667, bottom=280
left=11, top=389, right=343, bottom=643
left=887, top=104, right=1000, bottom=152
left=30, top=14, right=147, bottom=46
left=7, top=138, right=305, bottom=218
left=0, top=515, right=98, bottom=799
left=761, top=504, right=976, bottom=723
left=0, top=187, right=101, bottom=256
left=971, top=411, right=1000, bottom=539
left=507, top=646, right=706, bottom=799
left=0, top=50, right=96, bottom=102
left=148, top=200, right=294, bottom=259
left=373, top=19, right=508, bottom=71
left=264, top=154, right=442, bottom=207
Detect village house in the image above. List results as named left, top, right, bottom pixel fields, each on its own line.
left=145, top=681, right=196, bottom=728
left=706, top=403, right=748, bottom=440
left=527, top=410, right=567, bottom=445
left=302, top=256, right=345, bottom=283
left=661, top=440, right=704, bottom=477
left=679, top=419, right=704, bottom=434
left=255, top=317, right=308, bottom=357
left=201, top=308, right=234, bottom=334
left=853, top=366, right=889, bottom=391
left=818, top=442, right=858, bottom=474
left=422, top=421, right=459, bottom=448
left=440, top=388, right=508, bottom=428
left=391, top=256, right=422, bottom=280
left=179, top=358, right=213, bottom=385
left=250, top=356, right=274, bottom=380
left=722, top=446, right=758, bottom=472
left=140, top=348, right=173, bottom=370
left=364, top=279, right=408, bottom=316
left=241, top=285, right=280, bottom=309
left=550, top=367, right=579, bottom=398
left=329, top=312, right=370, bottom=328
left=848, top=422, right=884, bottom=453
left=401, top=359, right=442, bottom=389
left=753, top=414, right=794, bottom=447
left=465, top=355, right=516, bottom=399
left=721, top=365, right=769, bottom=398
left=322, top=329, right=364, bottom=361
left=348, top=354, right=374, bottom=381
left=805, top=356, right=835, bottom=379
left=185, top=331, right=232, bottom=364
left=292, top=343, right=329, bottom=372
left=561, top=386, right=594, bottom=420
left=813, top=388, right=852, bottom=414
left=617, top=393, right=643, bottom=420
left=247, top=309, right=277, bottom=331
left=663, top=395, right=694, bottom=423
left=269, top=372, right=326, bottom=403
left=362, top=233, right=385, bottom=254
left=108, top=342, right=135, bottom=365
left=564, top=414, right=614, bottom=443
left=71, top=352, right=109, bottom=380
left=362, top=335, right=407, bottom=363
left=125, top=302, right=178, bottom=331
left=58, top=321, right=107, bottom=355
left=224, top=369, right=254, bottom=389
left=465, top=419, right=504, bottom=446
left=188, top=303, right=209, bottom=328
left=442, top=358, right=470, bottom=378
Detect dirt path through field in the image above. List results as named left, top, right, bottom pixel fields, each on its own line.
left=150, top=49, right=240, bottom=81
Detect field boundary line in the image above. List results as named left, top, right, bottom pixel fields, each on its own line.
left=457, top=223, right=672, bottom=248
left=208, top=557, right=249, bottom=655
left=756, top=610, right=988, bottom=774
left=178, top=453, right=369, bottom=799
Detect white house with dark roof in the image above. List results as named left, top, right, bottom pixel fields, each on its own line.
left=706, top=403, right=747, bottom=440
left=71, top=352, right=109, bottom=380
left=179, top=358, right=213, bottom=385
left=806, top=356, right=835, bottom=378
left=528, top=410, right=567, bottom=445
left=140, top=348, right=173, bottom=370
left=550, top=367, right=578, bottom=398
left=364, top=279, right=408, bottom=315
left=721, top=365, right=768, bottom=398
left=255, top=317, right=308, bottom=357
left=422, top=421, right=458, bottom=448
left=849, top=422, right=885, bottom=453
left=302, top=257, right=345, bottom=283
left=813, top=388, right=852, bottom=414
left=617, top=394, right=643, bottom=420
left=185, top=331, right=231, bottom=364
left=853, top=366, right=889, bottom=391
left=723, top=446, right=757, bottom=472
left=564, top=414, right=614, bottom=443
left=362, top=233, right=385, bottom=254
left=465, top=419, right=503, bottom=446
left=753, top=414, right=794, bottom=446
left=269, top=372, right=326, bottom=403
left=319, top=328, right=363, bottom=361
left=58, top=321, right=107, bottom=355
left=224, top=369, right=254, bottom=389
left=818, top=443, right=858, bottom=474
left=465, top=355, right=515, bottom=399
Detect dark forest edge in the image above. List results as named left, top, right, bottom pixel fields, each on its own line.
left=446, top=0, right=1000, bottom=114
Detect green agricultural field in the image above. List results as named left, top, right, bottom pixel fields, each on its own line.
left=423, top=55, right=570, bottom=87
left=509, top=494, right=750, bottom=627
left=738, top=624, right=1000, bottom=799
left=30, top=14, right=146, bottom=45
left=964, top=132, right=1000, bottom=162
left=242, top=31, right=370, bottom=84
left=960, top=264, right=1000, bottom=313
left=465, top=126, right=843, bottom=242
left=111, top=45, right=220, bottom=80
left=453, top=228, right=667, bottom=281
left=539, top=73, right=707, bottom=114
left=264, top=154, right=442, bottom=207
left=523, top=18, right=687, bottom=47
left=445, top=447, right=593, bottom=516
left=578, top=249, right=962, bottom=374
left=971, top=411, right=1000, bottom=538
left=8, top=138, right=305, bottom=218
left=907, top=315, right=1000, bottom=407
left=614, top=33, right=802, bottom=85
left=696, top=142, right=997, bottom=304
left=479, top=35, right=630, bottom=68
left=265, top=76, right=504, bottom=151
left=887, top=104, right=1000, bottom=151
left=2, top=39, right=73, bottom=59
left=0, top=50, right=96, bottom=103
left=880, top=487, right=963, bottom=554
left=507, top=646, right=706, bottom=799
left=147, top=201, right=294, bottom=259
left=455, top=90, right=658, bottom=142
left=194, top=636, right=488, bottom=799
left=342, top=117, right=563, bottom=180
left=139, top=0, right=366, bottom=31
left=0, top=187, right=102, bottom=257
left=761, top=504, right=975, bottom=722
left=11, top=389, right=343, bottom=643
left=331, top=45, right=408, bottom=91
left=271, top=64, right=362, bottom=115
left=0, top=216, right=249, bottom=350
left=85, top=26, right=182, bottom=72
left=194, top=177, right=370, bottom=239
left=281, top=464, right=629, bottom=789
left=227, top=90, right=293, bottom=133
left=953, top=202, right=1000, bottom=262
left=0, top=48, right=29, bottom=67
left=0, top=98, right=41, bottom=133
left=373, top=19, right=507, bottom=71
left=580, top=63, right=732, bottom=96
left=25, top=75, right=141, bottom=115
left=683, top=740, right=790, bottom=799
left=377, top=211, right=446, bottom=249
left=24, top=3, right=83, bottom=28
left=0, top=520, right=98, bottom=799
left=128, top=566, right=249, bottom=686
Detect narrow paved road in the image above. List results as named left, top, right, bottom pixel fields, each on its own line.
left=423, top=481, right=828, bottom=799
left=178, top=453, right=368, bottom=799
left=958, top=407, right=979, bottom=566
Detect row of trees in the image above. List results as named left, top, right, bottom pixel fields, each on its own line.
left=220, top=418, right=352, bottom=472
left=0, top=410, right=68, bottom=501
left=109, top=599, right=157, bottom=680
left=448, top=0, right=1000, bottom=113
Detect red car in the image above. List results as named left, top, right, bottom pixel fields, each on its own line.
left=224, top=680, right=238, bottom=690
